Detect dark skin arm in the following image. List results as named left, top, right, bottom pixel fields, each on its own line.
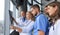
left=38, top=30, right=45, bottom=35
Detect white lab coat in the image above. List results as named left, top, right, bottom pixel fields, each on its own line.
left=16, top=18, right=34, bottom=35
left=10, top=17, right=26, bottom=33
left=49, top=19, right=60, bottom=35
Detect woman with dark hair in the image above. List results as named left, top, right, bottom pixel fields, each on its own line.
left=45, top=1, right=60, bottom=35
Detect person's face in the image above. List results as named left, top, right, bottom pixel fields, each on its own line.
left=26, top=12, right=32, bottom=20
left=21, top=11, right=26, bottom=17
left=31, top=8, right=37, bottom=16
left=45, top=6, right=57, bottom=16
left=44, top=7, right=48, bottom=13
left=44, top=7, right=49, bottom=15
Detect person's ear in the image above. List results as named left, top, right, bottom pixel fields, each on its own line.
left=35, top=8, right=38, bottom=11
left=54, top=6, right=58, bottom=11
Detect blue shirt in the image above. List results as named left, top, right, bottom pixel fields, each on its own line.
left=33, top=13, right=49, bottom=35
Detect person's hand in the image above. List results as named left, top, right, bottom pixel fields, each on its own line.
left=38, top=30, right=45, bottom=35
left=10, top=26, right=16, bottom=30
left=10, top=25, right=14, bottom=29
left=10, top=25, right=22, bottom=32
left=16, top=27, right=22, bottom=32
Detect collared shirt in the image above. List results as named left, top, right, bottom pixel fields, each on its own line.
left=16, top=17, right=26, bottom=27
left=33, top=13, right=49, bottom=35
left=16, top=17, right=26, bottom=22
left=20, top=20, right=34, bottom=35
left=49, top=19, right=60, bottom=35
left=17, top=20, right=34, bottom=35
left=16, top=17, right=34, bottom=35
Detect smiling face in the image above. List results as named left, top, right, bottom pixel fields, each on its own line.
left=45, top=1, right=60, bottom=23
left=45, top=1, right=60, bottom=18
left=26, top=12, right=33, bottom=20
left=45, top=5, right=58, bottom=17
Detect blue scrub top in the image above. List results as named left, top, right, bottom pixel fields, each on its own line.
left=33, top=13, right=49, bottom=35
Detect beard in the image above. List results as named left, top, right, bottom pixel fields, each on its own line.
left=34, top=13, right=37, bottom=16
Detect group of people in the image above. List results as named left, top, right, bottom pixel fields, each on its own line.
left=10, top=1, right=60, bottom=35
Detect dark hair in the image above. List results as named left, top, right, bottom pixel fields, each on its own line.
left=46, top=1, right=60, bottom=22
left=31, top=4, right=40, bottom=11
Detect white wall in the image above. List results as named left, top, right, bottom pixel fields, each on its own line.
left=57, top=0, right=60, bottom=2
left=0, top=0, right=4, bottom=21
left=0, top=0, right=5, bottom=35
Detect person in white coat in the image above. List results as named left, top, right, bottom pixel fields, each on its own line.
left=10, top=11, right=26, bottom=33
left=45, top=1, right=60, bottom=35
left=11, top=11, right=35, bottom=35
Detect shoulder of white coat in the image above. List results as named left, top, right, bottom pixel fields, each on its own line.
left=31, top=21, right=35, bottom=24
left=56, top=19, right=60, bottom=23
left=17, top=17, right=22, bottom=20
left=16, top=17, right=22, bottom=22
left=55, top=19, right=60, bottom=25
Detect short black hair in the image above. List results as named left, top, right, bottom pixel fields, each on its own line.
left=31, top=4, right=40, bottom=10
